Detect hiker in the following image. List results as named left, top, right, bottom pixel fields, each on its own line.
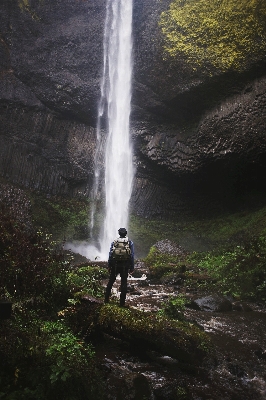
left=104, top=228, right=134, bottom=307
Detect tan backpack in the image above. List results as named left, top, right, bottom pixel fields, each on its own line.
left=111, top=237, right=131, bottom=261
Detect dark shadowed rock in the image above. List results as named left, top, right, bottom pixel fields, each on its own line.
left=80, top=295, right=103, bottom=305
left=232, top=301, right=253, bottom=312
left=191, top=294, right=232, bottom=312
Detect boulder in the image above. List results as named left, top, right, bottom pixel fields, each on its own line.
left=190, top=294, right=232, bottom=312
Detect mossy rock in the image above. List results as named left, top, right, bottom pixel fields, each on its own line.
left=160, top=0, right=266, bottom=74
left=97, top=304, right=212, bottom=366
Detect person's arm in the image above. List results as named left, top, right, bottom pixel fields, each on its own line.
left=108, top=242, right=114, bottom=271
left=129, top=241, right=134, bottom=272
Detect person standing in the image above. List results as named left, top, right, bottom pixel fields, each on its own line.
left=104, top=228, right=134, bottom=307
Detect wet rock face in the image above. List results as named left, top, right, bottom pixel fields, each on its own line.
left=0, top=0, right=266, bottom=216
left=132, top=0, right=266, bottom=217
left=1, top=0, right=105, bottom=125
left=0, top=0, right=102, bottom=196
left=0, top=93, right=96, bottom=196
left=0, top=182, right=32, bottom=227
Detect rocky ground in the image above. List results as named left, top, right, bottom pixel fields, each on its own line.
left=95, top=259, right=266, bottom=399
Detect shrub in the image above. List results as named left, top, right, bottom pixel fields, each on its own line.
left=0, top=205, right=105, bottom=399
left=43, top=320, right=95, bottom=384
left=66, top=266, right=107, bottom=300
left=0, top=205, right=70, bottom=307
left=190, top=236, right=266, bottom=301
left=145, top=246, right=184, bottom=279
left=158, top=294, right=187, bottom=320
left=0, top=312, right=100, bottom=400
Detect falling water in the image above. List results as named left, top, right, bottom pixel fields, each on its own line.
left=90, top=0, right=134, bottom=258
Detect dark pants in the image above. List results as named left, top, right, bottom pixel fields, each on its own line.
left=105, top=262, right=129, bottom=306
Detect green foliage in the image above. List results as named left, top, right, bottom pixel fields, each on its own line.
left=43, top=320, right=94, bottom=384
left=31, top=195, right=90, bottom=240
left=98, top=304, right=211, bottom=361
left=158, top=294, right=187, bottom=320
left=66, top=266, right=107, bottom=299
left=131, top=205, right=266, bottom=259
left=0, top=310, right=99, bottom=400
left=190, top=236, right=266, bottom=301
left=0, top=208, right=105, bottom=399
left=129, top=216, right=171, bottom=257
left=142, top=206, right=266, bottom=303
left=144, top=246, right=184, bottom=279
left=0, top=205, right=70, bottom=304
left=160, top=0, right=266, bottom=73
left=176, top=386, right=189, bottom=399
left=189, top=206, right=266, bottom=243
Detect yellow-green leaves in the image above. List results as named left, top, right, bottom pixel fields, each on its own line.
left=18, top=0, right=40, bottom=20
left=160, top=0, right=266, bottom=73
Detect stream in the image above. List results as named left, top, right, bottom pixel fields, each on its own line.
left=94, top=261, right=266, bottom=399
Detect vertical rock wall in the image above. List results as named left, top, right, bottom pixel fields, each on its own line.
left=0, top=0, right=266, bottom=218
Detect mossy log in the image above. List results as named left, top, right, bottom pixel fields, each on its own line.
left=97, top=304, right=211, bottom=366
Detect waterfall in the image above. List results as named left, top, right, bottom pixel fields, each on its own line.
left=91, top=0, right=134, bottom=258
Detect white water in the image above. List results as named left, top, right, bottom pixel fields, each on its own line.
left=78, top=0, right=134, bottom=261
left=101, top=0, right=134, bottom=256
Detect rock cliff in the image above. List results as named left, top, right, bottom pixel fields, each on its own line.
left=0, top=0, right=266, bottom=218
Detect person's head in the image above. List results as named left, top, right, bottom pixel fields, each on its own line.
left=118, top=228, right=127, bottom=238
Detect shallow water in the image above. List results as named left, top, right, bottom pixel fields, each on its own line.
left=98, top=272, right=266, bottom=399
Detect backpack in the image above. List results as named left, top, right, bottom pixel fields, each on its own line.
left=111, top=237, right=131, bottom=261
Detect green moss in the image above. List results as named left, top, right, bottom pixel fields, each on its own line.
left=176, top=386, right=189, bottom=400
left=129, top=215, right=170, bottom=256
left=141, top=205, right=266, bottom=303
left=158, top=294, right=187, bottom=320
left=18, top=0, right=40, bottom=20
left=144, top=245, right=185, bottom=278
left=131, top=204, right=266, bottom=258
left=160, top=0, right=266, bottom=73
left=31, top=194, right=90, bottom=240
left=189, top=235, right=266, bottom=301
left=98, top=304, right=211, bottom=363
left=187, top=206, right=266, bottom=242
